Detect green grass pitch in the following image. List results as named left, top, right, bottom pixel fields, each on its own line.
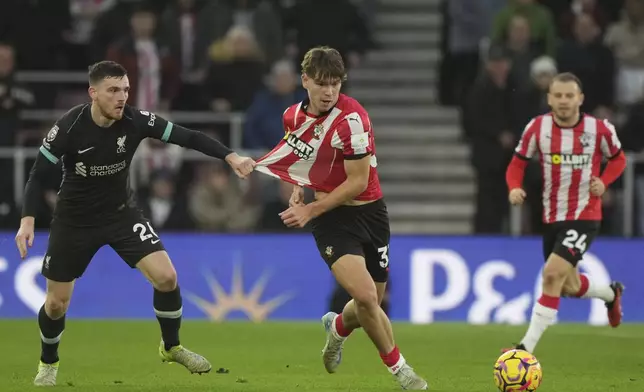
left=0, top=321, right=642, bottom=391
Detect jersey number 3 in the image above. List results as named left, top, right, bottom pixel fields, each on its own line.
left=562, top=229, right=587, bottom=253
left=378, top=245, right=390, bottom=268
left=133, top=222, right=160, bottom=244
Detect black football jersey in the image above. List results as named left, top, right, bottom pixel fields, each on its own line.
left=39, top=103, right=175, bottom=226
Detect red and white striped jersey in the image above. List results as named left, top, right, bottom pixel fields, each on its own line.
left=255, top=94, right=383, bottom=201
left=515, top=113, right=622, bottom=223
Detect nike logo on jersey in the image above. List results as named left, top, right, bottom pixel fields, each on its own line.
left=151, top=239, right=160, bottom=244
left=78, top=147, right=95, bottom=154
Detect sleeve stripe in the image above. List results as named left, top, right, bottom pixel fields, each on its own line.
left=607, top=148, right=623, bottom=160
left=161, top=121, right=173, bottom=142
left=39, top=146, right=59, bottom=164
left=346, top=114, right=368, bottom=155
left=514, top=152, right=530, bottom=161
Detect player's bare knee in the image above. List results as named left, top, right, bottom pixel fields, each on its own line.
left=152, top=268, right=177, bottom=292
left=138, top=252, right=178, bottom=291
left=353, top=289, right=379, bottom=311
left=542, top=268, right=568, bottom=289
left=45, top=295, right=70, bottom=319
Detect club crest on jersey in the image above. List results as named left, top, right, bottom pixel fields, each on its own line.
left=284, top=132, right=314, bottom=160
left=579, top=132, right=593, bottom=147
left=546, top=153, right=590, bottom=168
left=46, top=125, right=59, bottom=142
left=116, top=135, right=126, bottom=154
left=313, top=124, right=324, bottom=139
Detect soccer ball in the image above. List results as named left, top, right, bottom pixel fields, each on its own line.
left=493, top=349, right=543, bottom=391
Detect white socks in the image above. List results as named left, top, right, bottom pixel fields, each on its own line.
left=521, top=301, right=558, bottom=353
left=581, top=275, right=615, bottom=302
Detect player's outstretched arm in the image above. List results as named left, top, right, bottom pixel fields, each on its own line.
left=138, top=111, right=255, bottom=178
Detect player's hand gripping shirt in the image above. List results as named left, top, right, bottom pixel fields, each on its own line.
left=511, top=113, right=624, bottom=223
left=255, top=94, right=383, bottom=201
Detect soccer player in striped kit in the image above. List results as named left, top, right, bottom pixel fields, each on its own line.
left=504, top=72, right=626, bottom=354
left=255, top=46, right=428, bottom=390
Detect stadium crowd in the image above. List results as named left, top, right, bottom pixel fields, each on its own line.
left=2, top=0, right=644, bottom=237
left=0, top=0, right=375, bottom=231
left=441, top=0, right=644, bottom=236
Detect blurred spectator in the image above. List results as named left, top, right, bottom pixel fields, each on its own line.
left=64, top=0, right=106, bottom=69
left=491, top=0, right=557, bottom=57
left=617, top=93, right=644, bottom=235
left=106, top=5, right=180, bottom=111
left=205, top=25, right=265, bottom=114
left=209, top=0, right=284, bottom=66
left=160, top=0, right=216, bottom=109
left=604, top=0, right=644, bottom=106
left=512, top=56, right=557, bottom=129
left=558, top=0, right=610, bottom=38
left=283, top=0, right=372, bottom=78
left=512, top=56, right=558, bottom=234
left=131, top=138, right=184, bottom=192
left=139, top=169, right=194, bottom=230
left=0, top=43, right=35, bottom=227
left=502, top=15, right=543, bottom=94
left=188, top=162, right=259, bottom=232
left=439, top=0, right=487, bottom=106
left=243, top=60, right=306, bottom=150
left=463, top=45, right=514, bottom=233
left=557, top=13, right=616, bottom=117
left=89, top=0, right=143, bottom=64
left=0, top=44, right=35, bottom=146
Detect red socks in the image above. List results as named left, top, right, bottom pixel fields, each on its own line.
left=334, top=313, right=405, bottom=374
left=334, top=313, right=353, bottom=338
left=574, top=274, right=590, bottom=297
left=537, top=294, right=560, bottom=309
left=380, top=345, right=400, bottom=367
left=381, top=345, right=406, bottom=374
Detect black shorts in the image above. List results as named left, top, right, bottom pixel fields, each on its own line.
left=542, top=220, right=600, bottom=266
left=42, top=208, right=165, bottom=282
left=311, top=198, right=390, bottom=282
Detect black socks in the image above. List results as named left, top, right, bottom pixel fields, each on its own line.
left=153, top=286, right=183, bottom=351
left=38, top=305, right=65, bottom=364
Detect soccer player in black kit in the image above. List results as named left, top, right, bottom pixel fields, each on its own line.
left=14, top=61, right=256, bottom=386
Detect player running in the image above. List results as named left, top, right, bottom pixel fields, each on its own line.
left=504, top=72, right=626, bottom=354
left=15, top=61, right=255, bottom=386
left=255, top=46, right=428, bottom=390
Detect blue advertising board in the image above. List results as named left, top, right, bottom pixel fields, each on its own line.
left=0, top=233, right=641, bottom=324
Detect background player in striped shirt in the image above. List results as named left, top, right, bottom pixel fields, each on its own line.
left=504, top=72, right=626, bottom=354
left=255, top=46, right=428, bottom=390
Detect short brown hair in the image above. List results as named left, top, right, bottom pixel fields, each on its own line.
left=550, top=72, right=583, bottom=92
left=301, top=46, right=347, bottom=82
left=88, top=61, right=127, bottom=85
